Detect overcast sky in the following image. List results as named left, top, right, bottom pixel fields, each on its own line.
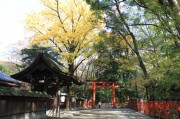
left=0, top=0, right=42, bottom=61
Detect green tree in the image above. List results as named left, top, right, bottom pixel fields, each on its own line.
left=87, top=0, right=150, bottom=99
left=91, top=31, right=138, bottom=101
left=0, top=64, right=8, bottom=74
left=132, top=0, right=180, bottom=100
left=93, top=31, right=136, bottom=81
left=20, top=45, right=63, bottom=68
left=87, top=0, right=180, bottom=100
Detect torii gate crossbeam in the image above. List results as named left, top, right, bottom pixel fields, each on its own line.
left=88, top=81, right=119, bottom=108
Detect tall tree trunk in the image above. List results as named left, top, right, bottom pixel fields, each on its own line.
left=131, top=33, right=149, bottom=99
left=114, top=0, right=149, bottom=81
left=135, top=51, right=148, bottom=78
left=66, top=85, right=70, bottom=111
left=65, top=63, right=74, bottom=110
left=68, top=63, right=74, bottom=74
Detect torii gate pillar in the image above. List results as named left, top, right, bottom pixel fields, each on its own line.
left=92, top=82, right=96, bottom=108
left=112, top=82, right=116, bottom=108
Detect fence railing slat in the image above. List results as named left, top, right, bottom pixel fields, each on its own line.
left=128, top=100, right=180, bottom=119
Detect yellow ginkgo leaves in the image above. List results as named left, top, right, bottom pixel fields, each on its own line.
left=25, top=0, right=103, bottom=71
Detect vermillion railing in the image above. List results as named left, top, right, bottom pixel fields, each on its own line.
left=128, top=100, right=180, bottom=119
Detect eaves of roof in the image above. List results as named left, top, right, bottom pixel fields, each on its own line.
left=11, top=53, right=82, bottom=85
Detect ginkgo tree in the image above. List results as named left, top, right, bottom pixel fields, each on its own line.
left=25, top=0, right=102, bottom=74
left=25, top=0, right=103, bottom=110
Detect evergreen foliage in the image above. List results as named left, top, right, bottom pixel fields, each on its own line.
left=86, top=0, right=180, bottom=100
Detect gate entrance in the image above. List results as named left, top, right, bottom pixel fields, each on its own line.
left=88, top=81, right=119, bottom=108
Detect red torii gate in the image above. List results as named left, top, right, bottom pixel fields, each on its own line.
left=88, top=81, right=119, bottom=108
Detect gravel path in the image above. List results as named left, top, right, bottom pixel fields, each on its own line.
left=47, top=108, right=152, bottom=119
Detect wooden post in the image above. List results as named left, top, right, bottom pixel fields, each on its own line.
left=58, top=92, right=61, bottom=118
left=92, top=82, right=96, bottom=108
left=178, top=101, right=180, bottom=119
left=112, top=82, right=116, bottom=108
left=56, top=95, right=59, bottom=117
left=66, top=86, right=70, bottom=111
left=84, top=99, right=88, bottom=108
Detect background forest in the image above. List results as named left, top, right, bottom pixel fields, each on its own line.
left=0, top=0, right=179, bottom=102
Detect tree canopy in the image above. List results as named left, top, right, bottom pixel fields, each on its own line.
left=86, top=0, right=180, bottom=100
left=25, top=0, right=103, bottom=74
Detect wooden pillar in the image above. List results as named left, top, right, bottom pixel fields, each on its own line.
left=112, top=82, right=116, bottom=108
left=83, top=99, right=87, bottom=108
left=56, top=94, right=59, bottom=117
left=66, top=86, right=70, bottom=111
left=92, top=82, right=96, bottom=108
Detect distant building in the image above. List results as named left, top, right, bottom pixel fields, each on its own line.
left=0, top=72, right=21, bottom=87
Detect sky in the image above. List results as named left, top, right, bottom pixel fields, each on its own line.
left=0, top=0, right=42, bottom=61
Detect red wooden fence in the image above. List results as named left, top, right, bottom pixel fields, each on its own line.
left=128, top=100, right=180, bottom=119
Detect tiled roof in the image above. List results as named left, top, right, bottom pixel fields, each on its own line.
left=0, top=86, right=51, bottom=98
left=0, top=72, right=21, bottom=84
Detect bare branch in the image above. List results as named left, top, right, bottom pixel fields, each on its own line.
left=71, top=10, right=75, bottom=32
left=43, top=2, right=57, bottom=12
left=56, top=0, right=67, bottom=33
left=50, top=37, right=63, bottom=52
left=129, top=23, right=158, bottom=27
left=134, top=0, right=148, bottom=9
left=34, top=27, right=44, bottom=35
left=106, top=25, right=135, bottom=52
left=74, top=54, right=92, bottom=72
left=62, top=41, right=69, bottom=51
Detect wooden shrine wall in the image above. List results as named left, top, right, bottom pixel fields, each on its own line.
left=0, top=96, right=47, bottom=119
